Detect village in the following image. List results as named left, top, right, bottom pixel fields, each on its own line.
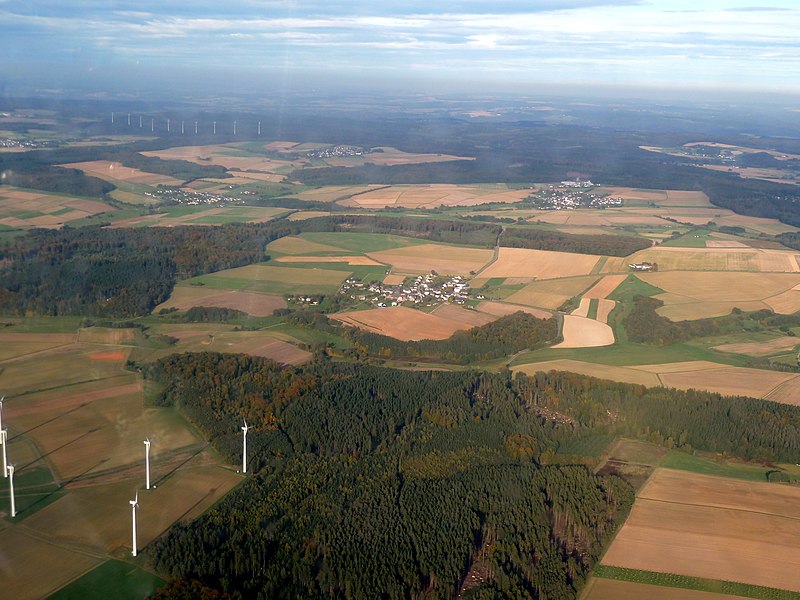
left=305, top=144, right=366, bottom=159
left=530, top=182, right=623, bottom=210
left=146, top=187, right=249, bottom=205
left=338, top=273, right=473, bottom=308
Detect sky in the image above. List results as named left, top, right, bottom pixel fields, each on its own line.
left=1, top=1, right=799, bottom=97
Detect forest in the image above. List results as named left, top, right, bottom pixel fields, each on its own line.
left=141, top=353, right=800, bottom=598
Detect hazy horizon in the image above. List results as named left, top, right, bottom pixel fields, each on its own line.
left=2, top=1, right=800, bottom=102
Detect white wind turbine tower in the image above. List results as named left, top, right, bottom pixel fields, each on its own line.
left=1, top=429, right=7, bottom=478
left=242, top=418, right=249, bottom=473
left=258, top=121, right=261, bottom=136
left=181, top=120, right=185, bottom=134
left=143, top=438, right=151, bottom=490
left=111, top=112, right=115, bottom=124
left=233, top=120, right=237, bottom=136
left=194, top=121, right=198, bottom=134
left=213, top=121, right=217, bottom=134
left=130, top=491, right=139, bottom=556
left=167, top=118, right=171, bottom=133
left=0, top=395, right=5, bottom=431
left=139, top=115, right=143, bottom=128
left=151, top=118, right=154, bottom=132
left=7, top=463, right=15, bottom=518
left=127, top=113, right=131, bottom=126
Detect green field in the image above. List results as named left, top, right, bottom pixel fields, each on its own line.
left=182, top=264, right=352, bottom=295
left=593, top=565, right=799, bottom=600
left=659, top=228, right=715, bottom=248
left=661, top=450, right=780, bottom=482
left=47, top=559, right=165, bottom=600
left=557, top=434, right=614, bottom=457
left=0, top=466, right=64, bottom=520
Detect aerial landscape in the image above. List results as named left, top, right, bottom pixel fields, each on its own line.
left=3, top=1, right=800, bottom=599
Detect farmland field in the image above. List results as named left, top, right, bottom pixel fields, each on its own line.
left=581, top=577, right=748, bottom=600
left=331, top=305, right=489, bottom=341
left=601, top=468, right=800, bottom=593
left=480, top=248, right=601, bottom=279
left=58, top=160, right=184, bottom=186
left=48, top=560, right=165, bottom=600
left=367, top=243, right=493, bottom=275
left=183, top=263, right=353, bottom=295
left=475, top=301, right=551, bottom=319
left=637, top=271, right=800, bottom=319
left=506, top=276, right=600, bottom=309
left=0, top=186, right=113, bottom=229
left=155, top=287, right=286, bottom=316
left=554, top=315, right=614, bottom=348
left=339, top=183, right=527, bottom=209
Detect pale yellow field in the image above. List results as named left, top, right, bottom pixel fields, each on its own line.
left=658, top=366, right=796, bottom=399
left=571, top=297, right=590, bottom=317
left=480, top=248, right=601, bottom=280
left=638, top=271, right=800, bottom=319
left=286, top=210, right=332, bottom=221
left=613, top=247, right=800, bottom=273
left=341, top=184, right=528, bottom=209
left=141, top=145, right=301, bottom=176
left=60, top=160, right=184, bottom=186
left=596, top=299, right=616, bottom=323
left=323, top=147, right=473, bottom=168
left=554, top=315, right=615, bottom=348
left=506, top=276, right=600, bottom=309
left=289, top=185, right=382, bottom=202
left=599, top=187, right=712, bottom=207
left=431, top=304, right=497, bottom=327
left=706, top=240, right=748, bottom=248
left=367, top=243, right=493, bottom=275
left=332, top=306, right=477, bottom=341
left=602, top=469, right=800, bottom=592
left=513, top=360, right=661, bottom=387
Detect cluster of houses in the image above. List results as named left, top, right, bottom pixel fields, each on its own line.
left=0, top=137, right=53, bottom=149
left=145, top=187, right=246, bottom=206
left=531, top=187, right=623, bottom=210
left=305, top=144, right=366, bottom=159
left=629, top=262, right=657, bottom=272
left=340, top=273, right=472, bottom=307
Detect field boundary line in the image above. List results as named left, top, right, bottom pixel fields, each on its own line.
left=635, top=495, right=800, bottom=522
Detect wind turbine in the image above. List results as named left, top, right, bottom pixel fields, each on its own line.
left=167, top=118, right=170, bottom=133
left=139, top=115, right=143, bottom=128
left=194, top=121, right=198, bottom=134
left=7, top=464, right=15, bottom=518
left=242, top=419, right=249, bottom=473
left=258, top=121, right=261, bottom=136
left=130, top=491, right=139, bottom=556
left=233, top=120, right=237, bottom=136
left=181, top=120, right=185, bottom=134
left=1, top=429, right=7, bottom=478
left=213, top=121, right=217, bottom=134
left=143, top=438, right=151, bottom=490
left=111, top=112, right=114, bottom=124
left=151, top=118, right=154, bottom=132
left=127, top=113, right=131, bottom=126
left=0, top=395, right=5, bottom=431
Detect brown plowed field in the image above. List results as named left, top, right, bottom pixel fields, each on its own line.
left=480, top=248, right=601, bottom=280
left=331, top=306, right=473, bottom=341
left=582, top=578, right=746, bottom=600
left=342, top=184, right=526, bottom=209
left=383, top=274, right=407, bottom=285
left=583, top=274, right=627, bottom=299
left=156, top=287, right=287, bottom=316
left=554, top=315, right=615, bottom=348
left=475, top=301, right=551, bottom=319
left=267, top=235, right=347, bottom=255
left=431, top=304, right=497, bottom=327
left=658, top=366, right=798, bottom=399
left=367, top=244, right=493, bottom=275
left=602, top=468, right=800, bottom=592
left=596, top=299, right=616, bottom=323
left=571, top=297, right=591, bottom=317
left=275, top=255, right=384, bottom=266
left=141, top=145, right=299, bottom=175
left=706, top=240, right=748, bottom=248
left=622, top=247, right=800, bottom=273
left=247, top=339, right=312, bottom=365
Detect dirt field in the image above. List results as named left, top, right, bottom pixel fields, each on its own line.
left=0, top=528, right=102, bottom=600
left=596, top=299, right=616, bottom=323
left=331, top=306, right=476, bottom=341
left=156, top=287, right=286, bottom=316
left=513, top=359, right=661, bottom=386
left=24, top=463, right=242, bottom=554
left=598, top=187, right=712, bottom=207
left=367, top=244, right=493, bottom=275
left=506, top=276, right=600, bottom=309
left=480, top=248, right=601, bottom=280
left=77, top=327, right=137, bottom=344
left=274, top=255, right=385, bottom=266
left=59, top=160, right=184, bottom=186
left=286, top=210, right=332, bottom=221
left=553, top=315, right=615, bottom=348
left=616, top=247, right=800, bottom=273
left=141, top=145, right=300, bottom=176
left=582, top=578, right=748, bottom=600
left=638, top=272, right=800, bottom=320
left=572, top=297, right=590, bottom=317
left=245, top=339, right=312, bottom=365
left=601, top=468, right=800, bottom=592
left=383, top=274, right=407, bottom=285
left=706, top=240, right=749, bottom=248
left=288, top=185, right=381, bottom=202
left=475, top=301, right=551, bottom=319
left=431, top=304, right=497, bottom=327
left=583, top=274, right=628, bottom=299
left=340, top=184, right=528, bottom=209
left=0, top=333, right=75, bottom=361
left=712, top=336, right=800, bottom=357
left=657, top=365, right=796, bottom=400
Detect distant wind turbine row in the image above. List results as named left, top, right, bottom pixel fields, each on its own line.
left=110, top=113, right=262, bottom=136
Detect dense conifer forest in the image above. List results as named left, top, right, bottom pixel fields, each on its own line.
left=140, top=353, right=800, bottom=598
